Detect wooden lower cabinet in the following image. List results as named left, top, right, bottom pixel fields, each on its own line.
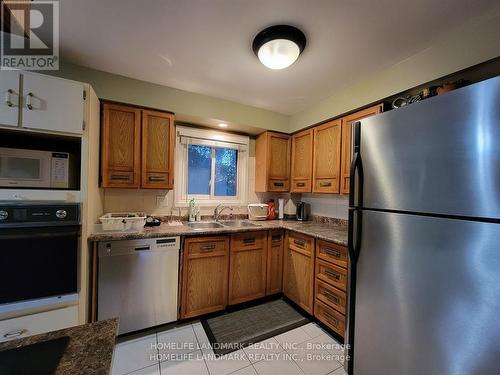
left=313, top=239, right=349, bottom=338
left=228, top=232, right=268, bottom=305
left=283, top=232, right=315, bottom=314
left=180, top=236, right=229, bottom=319
left=266, top=230, right=284, bottom=295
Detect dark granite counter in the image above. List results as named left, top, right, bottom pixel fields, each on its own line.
left=0, top=318, right=118, bottom=375
left=89, top=219, right=348, bottom=246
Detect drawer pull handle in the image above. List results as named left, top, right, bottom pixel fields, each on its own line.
left=148, top=176, right=166, bottom=182
left=273, top=182, right=284, bottom=187
left=324, top=290, right=340, bottom=304
left=325, top=269, right=341, bottom=281
left=296, top=182, right=305, bottom=187
left=272, top=235, right=281, bottom=242
left=243, top=238, right=256, bottom=245
left=201, top=244, right=216, bottom=251
left=319, top=182, right=332, bottom=187
left=110, top=175, right=130, bottom=181
left=293, top=239, right=305, bottom=248
left=26, top=92, right=33, bottom=110
left=325, top=248, right=341, bottom=259
left=3, top=328, right=28, bottom=339
left=5, top=89, right=14, bottom=107
left=324, top=312, right=339, bottom=327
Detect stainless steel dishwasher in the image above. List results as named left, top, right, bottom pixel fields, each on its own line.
left=97, top=237, right=180, bottom=335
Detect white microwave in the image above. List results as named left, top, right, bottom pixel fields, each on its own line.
left=0, top=147, right=76, bottom=189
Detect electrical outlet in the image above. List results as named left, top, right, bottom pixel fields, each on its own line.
left=156, top=195, right=168, bottom=207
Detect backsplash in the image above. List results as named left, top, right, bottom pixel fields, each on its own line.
left=299, top=194, right=349, bottom=220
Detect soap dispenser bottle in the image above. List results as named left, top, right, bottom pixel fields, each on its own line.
left=188, top=198, right=196, bottom=222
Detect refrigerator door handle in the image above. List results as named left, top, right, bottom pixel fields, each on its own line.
left=349, top=121, right=363, bottom=208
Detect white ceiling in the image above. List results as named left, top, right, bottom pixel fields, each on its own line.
left=60, top=0, right=498, bottom=115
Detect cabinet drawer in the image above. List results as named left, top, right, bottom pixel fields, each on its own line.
left=288, top=232, right=314, bottom=255
left=268, top=179, right=289, bottom=192
left=143, top=172, right=169, bottom=188
left=231, top=231, right=267, bottom=251
left=313, top=178, right=338, bottom=193
left=106, top=171, right=136, bottom=186
left=187, top=237, right=227, bottom=257
left=315, top=299, right=345, bottom=337
left=317, top=240, right=348, bottom=268
left=0, top=305, right=78, bottom=343
left=292, top=179, right=311, bottom=192
left=315, top=279, right=346, bottom=314
left=316, top=259, right=347, bottom=291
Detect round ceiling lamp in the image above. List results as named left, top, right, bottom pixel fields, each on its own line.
left=252, top=25, right=306, bottom=70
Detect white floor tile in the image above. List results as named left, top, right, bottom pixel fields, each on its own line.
left=311, top=334, right=347, bottom=364
left=328, top=366, right=348, bottom=375
left=205, top=349, right=251, bottom=375
left=301, top=323, right=326, bottom=339
left=111, top=333, right=158, bottom=375
left=231, top=365, right=258, bottom=375
left=160, top=350, right=209, bottom=375
left=274, top=326, right=311, bottom=350
left=157, top=325, right=199, bottom=361
left=126, top=364, right=161, bottom=375
left=252, top=352, right=303, bottom=375
left=287, top=339, right=342, bottom=375
left=243, top=337, right=283, bottom=364
left=192, top=322, right=214, bottom=355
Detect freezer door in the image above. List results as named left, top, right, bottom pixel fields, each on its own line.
left=358, top=76, right=500, bottom=219
left=352, top=210, right=500, bottom=375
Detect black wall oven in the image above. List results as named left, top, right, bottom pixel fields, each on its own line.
left=0, top=202, right=80, bottom=305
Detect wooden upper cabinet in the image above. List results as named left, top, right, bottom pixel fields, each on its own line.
left=141, top=110, right=175, bottom=189
left=255, top=131, right=291, bottom=192
left=101, top=103, right=141, bottom=188
left=340, top=104, right=383, bottom=194
left=291, top=129, right=313, bottom=192
left=312, top=119, right=342, bottom=193
left=101, top=102, right=175, bottom=189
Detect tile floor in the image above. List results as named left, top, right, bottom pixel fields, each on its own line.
left=111, top=322, right=348, bottom=375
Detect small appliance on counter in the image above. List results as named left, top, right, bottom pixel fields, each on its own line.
left=283, top=199, right=297, bottom=220
left=145, top=216, right=161, bottom=227
left=247, top=203, right=268, bottom=221
left=296, top=202, right=310, bottom=221
left=267, top=199, right=276, bottom=220
left=99, top=212, right=146, bottom=231
left=278, top=198, right=285, bottom=219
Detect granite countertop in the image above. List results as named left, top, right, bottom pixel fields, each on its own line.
left=0, top=318, right=118, bottom=375
left=89, top=220, right=348, bottom=246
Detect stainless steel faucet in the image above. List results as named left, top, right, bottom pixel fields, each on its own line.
left=214, top=204, right=233, bottom=221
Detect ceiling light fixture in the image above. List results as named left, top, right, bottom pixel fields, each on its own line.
left=252, top=25, right=306, bottom=70
left=218, top=123, right=228, bottom=128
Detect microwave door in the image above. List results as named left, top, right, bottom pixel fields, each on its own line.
left=0, top=148, right=51, bottom=188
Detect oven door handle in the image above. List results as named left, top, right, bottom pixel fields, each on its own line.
left=0, top=229, right=80, bottom=240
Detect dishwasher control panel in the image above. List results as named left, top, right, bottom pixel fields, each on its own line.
left=98, top=236, right=180, bottom=257
left=156, top=238, right=179, bottom=249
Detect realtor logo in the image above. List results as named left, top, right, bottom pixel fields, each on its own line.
left=1, top=1, right=59, bottom=70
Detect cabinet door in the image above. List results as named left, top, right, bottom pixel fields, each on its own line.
left=312, top=120, right=342, bottom=193
left=0, top=71, right=20, bottom=128
left=229, top=232, right=267, bottom=305
left=266, top=230, right=284, bottom=295
left=141, top=110, right=175, bottom=189
left=181, top=237, right=229, bottom=319
left=283, top=233, right=315, bottom=314
left=267, top=132, right=290, bottom=191
left=101, top=103, right=141, bottom=188
left=291, top=129, right=313, bottom=192
left=340, top=104, right=383, bottom=194
left=22, top=73, right=84, bottom=135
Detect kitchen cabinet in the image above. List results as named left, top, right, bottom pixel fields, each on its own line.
left=255, top=131, right=291, bottom=192
left=0, top=71, right=84, bottom=134
left=340, top=104, right=383, bottom=194
left=266, top=230, right=284, bottom=295
left=312, top=119, right=342, bottom=193
left=101, top=103, right=141, bottom=188
left=291, top=128, right=313, bottom=192
left=141, top=110, right=175, bottom=189
left=101, top=102, right=175, bottom=189
left=228, top=231, right=268, bottom=305
left=283, top=232, right=315, bottom=314
left=180, top=236, right=229, bottom=319
left=314, top=239, right=348, bottom=338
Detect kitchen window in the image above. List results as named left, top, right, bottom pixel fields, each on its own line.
left=175, top=126, right=249, bottom=206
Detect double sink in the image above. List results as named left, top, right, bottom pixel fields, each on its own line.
left=185, top=220, right=260, bottom=230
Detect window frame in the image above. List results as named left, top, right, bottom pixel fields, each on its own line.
left=175, top=125, right=249, bottom=207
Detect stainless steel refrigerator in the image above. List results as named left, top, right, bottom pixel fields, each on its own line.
left=347, top=76, right=500, bottom=375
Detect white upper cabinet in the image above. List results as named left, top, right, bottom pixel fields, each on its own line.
left=0, top=71, right=21, bottom=128
left=22, top=72, right=84, bottom=135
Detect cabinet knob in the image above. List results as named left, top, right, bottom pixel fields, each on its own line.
left=26, top=92, right=34, bottom=110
